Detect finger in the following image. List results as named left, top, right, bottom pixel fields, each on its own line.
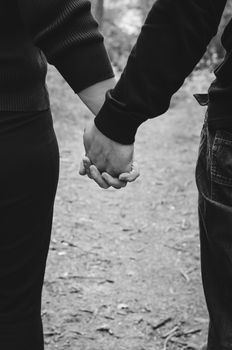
left=79, top=159, right=87, bottom=176
left=102, top=172, right=127, bottom=189
left=83, top=156, right=92, bottom=178
left=89, top=165, right=110, bottom=189
left=119, top=162, right=140, bottom=182
left=83, top=156, right=91, bottom=170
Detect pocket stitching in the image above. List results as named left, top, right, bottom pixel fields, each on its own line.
left=211, top=133, right=232, bottom=187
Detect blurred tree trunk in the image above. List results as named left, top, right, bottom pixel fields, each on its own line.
left=94, top=0, right=104, bottom=30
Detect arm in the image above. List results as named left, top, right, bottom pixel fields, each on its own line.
left=82, top=0, right=226, bottom=188
left=94, top=0, right=227, bottom=145
left=17, top=0, right=136, bottom=189
left=17, top=0, right=114, bottom=94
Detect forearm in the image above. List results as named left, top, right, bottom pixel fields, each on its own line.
left=95, top=0, right=227, bottom=144
left=78, top=77, right=117, bottom=115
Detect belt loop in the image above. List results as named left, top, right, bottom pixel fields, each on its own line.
left=193, top=93, right=209, bottom=106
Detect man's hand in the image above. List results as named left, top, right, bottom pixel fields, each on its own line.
left=79, top=121, right=139, bottom=189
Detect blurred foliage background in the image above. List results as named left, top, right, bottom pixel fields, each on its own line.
left=91, top=0, right=232, bottom=73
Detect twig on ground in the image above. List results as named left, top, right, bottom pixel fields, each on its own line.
left=180, top=269, right=190, bottom=282
left=58, top=275, right=114, bottom=284
left=165, top=328, right=202, bottom=349
left=164, top=244, right=188, bottom=253
left=163, top=326, right=179, bottom=350
left=60, top=239, right=97, bottom=255
left=148, top=317, right=172, bottom=331
left=162, top=325, right=179, bottom=338
left=181, top=328, right=202, bottom=336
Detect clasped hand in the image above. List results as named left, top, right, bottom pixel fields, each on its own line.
left=79, top=121, right=140, bottom=189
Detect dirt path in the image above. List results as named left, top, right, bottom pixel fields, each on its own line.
left=43, top=69, right=209, bottom=350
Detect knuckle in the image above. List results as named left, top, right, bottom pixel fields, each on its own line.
left=102, top=184, right=110, bottom=189
left=101, top=181, right=109, bottom=189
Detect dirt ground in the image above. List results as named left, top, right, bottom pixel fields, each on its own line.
left=42, top=67, right=210, bottom=350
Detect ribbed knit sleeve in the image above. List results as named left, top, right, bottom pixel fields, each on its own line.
left=17, top=0, right=114, bottom=92
left=95, top=0, right=226, bottom=144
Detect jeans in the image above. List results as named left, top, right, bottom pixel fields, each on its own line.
left=196, top=108, right=232, bottom=349
left=0, top=109, right=60, bottom=349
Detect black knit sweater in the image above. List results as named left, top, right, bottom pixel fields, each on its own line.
left=0, top=0, right=113, bottom=111
left=95, top=0, right=232, bottom=144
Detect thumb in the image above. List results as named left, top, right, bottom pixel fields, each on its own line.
left=119, top=162, right=140, bottom=182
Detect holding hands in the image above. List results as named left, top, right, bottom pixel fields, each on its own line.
left=79, top=120, right=140, bottom=189
left=77, top=78, right=139, bottom=189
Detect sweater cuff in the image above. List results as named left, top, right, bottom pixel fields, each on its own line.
left=54, top=42, right=114, bottom=93
left=94, top=90, right=145, bottom=145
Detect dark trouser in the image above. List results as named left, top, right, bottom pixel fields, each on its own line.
left=0, top=109, right=59, bottom=349
left=196, top=112, right=232, bottom=349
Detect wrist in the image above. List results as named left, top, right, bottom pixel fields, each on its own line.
left=78, top=77, right=116, bottom=115
left=94, top=91, right=144, bottom=145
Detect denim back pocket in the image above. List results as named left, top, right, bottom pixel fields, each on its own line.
left=211, top=130, right=232, bottom=205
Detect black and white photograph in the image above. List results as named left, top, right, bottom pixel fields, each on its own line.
left=0, top=1, right=232, bottom=349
